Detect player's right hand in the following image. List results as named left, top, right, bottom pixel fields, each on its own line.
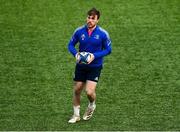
left=75, top=52, right=80, bottom=63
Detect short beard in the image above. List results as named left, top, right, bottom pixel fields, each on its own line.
left=87, top=24, right=96, bottom=30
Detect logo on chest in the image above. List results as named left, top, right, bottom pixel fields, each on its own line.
left=94, top=35, right=100, bottom=39
left=81, top=34, right=86, bottom=40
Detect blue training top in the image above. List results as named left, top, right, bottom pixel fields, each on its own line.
left=68, top=25, right=112, bottom=67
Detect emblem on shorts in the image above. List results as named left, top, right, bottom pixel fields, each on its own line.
left=94, top=77, right=98, bottom=81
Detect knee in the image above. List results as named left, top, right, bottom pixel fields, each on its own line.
left=74, top=82, right=84, bottom=89
left=74, top=82, right=84, bottom=95
left=86, top=90, right=94, bottom=97
left=74, top=89, right=81, bottom=96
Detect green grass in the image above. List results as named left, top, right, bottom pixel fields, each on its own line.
left=0, top=0, right=179, bottom=130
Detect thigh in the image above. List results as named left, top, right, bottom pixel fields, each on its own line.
left=74, top=81, right=86, bottom=92
left=85, top=80, right=97, bottom=94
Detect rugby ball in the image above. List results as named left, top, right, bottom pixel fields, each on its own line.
left=79, top=52, right=91, bottom=64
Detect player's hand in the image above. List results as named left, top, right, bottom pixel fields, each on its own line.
left=75, top=52, right=80, bottom=63
left=87, top=53, right=95, bottom=64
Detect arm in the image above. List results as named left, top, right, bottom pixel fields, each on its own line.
left=93, top=33, right=112, bottom=59
left=68, top=30, right=79, bottom=57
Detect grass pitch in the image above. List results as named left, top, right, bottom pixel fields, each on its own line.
left=0, top=0, right=179, bottom=130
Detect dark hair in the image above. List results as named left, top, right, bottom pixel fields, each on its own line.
left=87, top=8, right=100, bottom=19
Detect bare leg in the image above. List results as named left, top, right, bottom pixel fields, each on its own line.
left=83, top=80, right=97, bottom=120
left=68, top=81, right=85, bottom=123
left=85, top=80, right=97, bottom=103
left=73, top=81, right=85, bottom=106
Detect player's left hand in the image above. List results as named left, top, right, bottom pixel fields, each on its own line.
left=87, top=53, right=95, bottom=64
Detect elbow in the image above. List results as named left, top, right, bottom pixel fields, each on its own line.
left=109, top=49, right=112, bottom=54
left=68, top=43, right=71, bottom=51
left=108, top=47, right=112, bottom=55
left=68, top=43, right=73, bottom=54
